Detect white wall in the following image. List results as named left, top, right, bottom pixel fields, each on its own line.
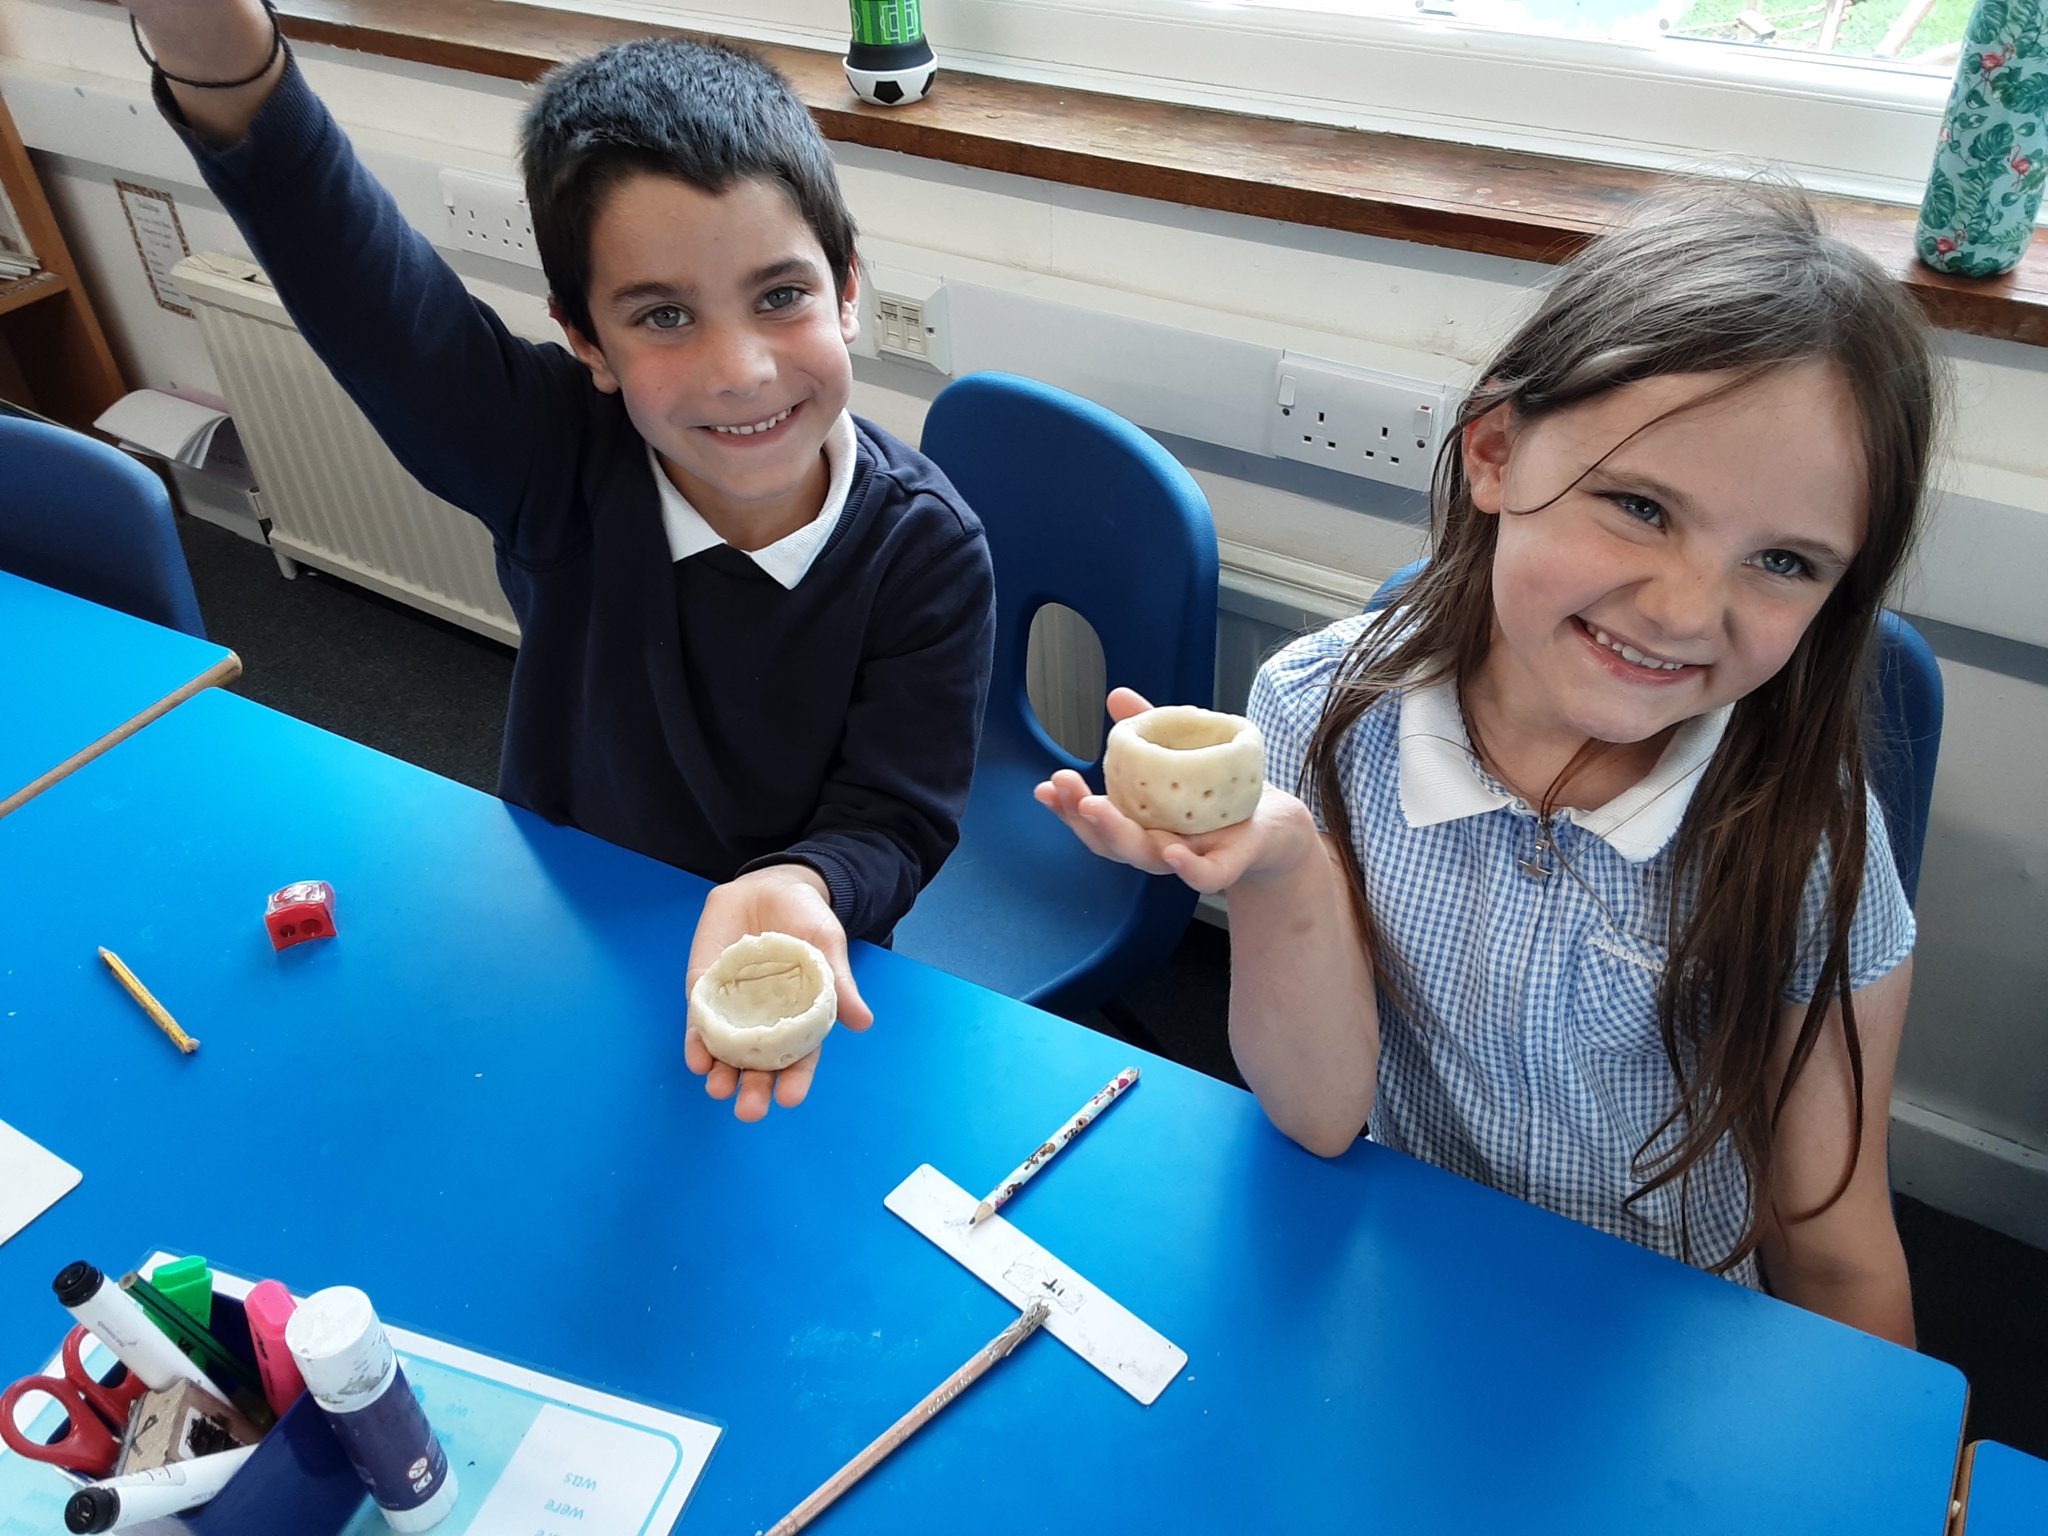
left=3, top=0, right=2042, bottom=1244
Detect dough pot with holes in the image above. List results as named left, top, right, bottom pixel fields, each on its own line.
left=1103, top=706, right=1265, bottom=835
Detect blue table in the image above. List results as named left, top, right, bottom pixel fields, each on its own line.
left=0, top=569, right=240, bottom=817
left=0, top=690, right=1968, bottom=1534
left=1963, top=1442, right=2048, bottom=1533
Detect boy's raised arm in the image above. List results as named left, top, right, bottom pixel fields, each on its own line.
left=125, top=0, right=576, bottom=553
left=126, top=0, right=287, bottom=147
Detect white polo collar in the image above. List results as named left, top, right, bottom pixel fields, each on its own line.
left=1396, top=673, right=1731, bottom=862
left=650, top=410, right=856, bottom=589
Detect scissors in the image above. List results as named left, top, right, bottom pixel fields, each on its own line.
left=0, top=1325, right=149, bottom=1476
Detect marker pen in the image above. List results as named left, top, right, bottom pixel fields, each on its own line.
left=63, top=1444, right=257, bottom=1533
left=52, top=1262, right=216, bottom=1396
left=287, top=1287, right=457, bottom=1531
left=243, top=1280, right=306, bottom=1417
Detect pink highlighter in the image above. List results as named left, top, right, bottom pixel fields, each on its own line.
left=244, top=1281, right=307, bottom=1417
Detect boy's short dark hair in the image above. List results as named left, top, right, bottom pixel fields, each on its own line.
left=521, top=38, right=859, bottom=342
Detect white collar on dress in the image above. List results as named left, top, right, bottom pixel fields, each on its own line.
left=649, top=410, right=856, bottom=589
left=1395, top=673, right=1731, bottom=862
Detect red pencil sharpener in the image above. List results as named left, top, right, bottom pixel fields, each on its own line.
left=265, top=881, right=338, bottom=950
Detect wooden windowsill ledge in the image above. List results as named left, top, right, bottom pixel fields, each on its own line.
left=120, top=0, right=2048, bottom=348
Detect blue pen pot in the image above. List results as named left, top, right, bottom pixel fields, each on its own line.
left=60, top=1293, right=367, bottom=1536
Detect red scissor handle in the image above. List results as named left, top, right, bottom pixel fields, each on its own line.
left=61, top=1325, right=149, bottom=1428
left=0, top=1372, right=121, bottom=1476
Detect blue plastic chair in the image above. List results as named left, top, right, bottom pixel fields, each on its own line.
left=1363, top=555, right=1428, bottom=616
left=896, top=373, right=1219, bottom=1017
left=0, top=414, right=207, bottom=638
left=1867, top=610, right=1942, bottom=906
left=1362, top=558, right=1942, bottom=905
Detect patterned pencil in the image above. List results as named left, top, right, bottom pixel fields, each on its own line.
left=98, top=946, right=199, bottom=1054
left=971, top=1066, right=1140, bottom=1226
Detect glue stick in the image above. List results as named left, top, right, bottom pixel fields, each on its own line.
left=285, top=1287, right=457, bottom=1532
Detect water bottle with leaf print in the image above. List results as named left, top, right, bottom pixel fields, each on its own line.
left=1915, top=0, right=2048, bottom=277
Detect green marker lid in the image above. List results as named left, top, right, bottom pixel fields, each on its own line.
left=152, top=1255, right=215, bottom=1327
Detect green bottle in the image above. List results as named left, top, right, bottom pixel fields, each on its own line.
left=1914, top=0, right=2048, bottom=278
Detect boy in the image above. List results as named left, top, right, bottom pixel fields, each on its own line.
left=125, top=1, right=996, bottom=1121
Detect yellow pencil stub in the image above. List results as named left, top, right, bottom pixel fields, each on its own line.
left=98, top=947, right=200, bottom=1054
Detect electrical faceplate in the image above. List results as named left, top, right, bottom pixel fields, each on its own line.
left=1269, top=352, right=1447, bottom=494
left=439, top=169, right=539, bottom=269
left=863, top=265, right=951, bottom=373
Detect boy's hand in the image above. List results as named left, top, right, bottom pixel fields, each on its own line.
left=684, top=864, right=873, bottom=1123
left=1035, top=687, right=1322, bottom=894
left=126, top=0, right=290, bottom=147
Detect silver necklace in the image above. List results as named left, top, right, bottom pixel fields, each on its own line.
left=1516, top=812, right=1556, bottom=880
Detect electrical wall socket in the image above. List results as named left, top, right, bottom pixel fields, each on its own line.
left=863, top=265, right=950, bottom=373
left=1268, top=352, right=1447, bottom=493
left=439, top=169, right=539, bottom=269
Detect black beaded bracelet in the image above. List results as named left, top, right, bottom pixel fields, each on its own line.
left=133, top=0, right=284, bottom=90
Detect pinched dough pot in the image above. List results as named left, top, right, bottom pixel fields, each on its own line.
left=1103, top=705, right=1265, bottom=835
left=688, top=931, right=836, bottom=1072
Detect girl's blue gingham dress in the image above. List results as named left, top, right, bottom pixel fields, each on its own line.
left=1250, top=615, right=1915, bottom=1285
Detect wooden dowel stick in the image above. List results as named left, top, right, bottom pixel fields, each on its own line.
left=0, top=656, right=239, bottom=820
left=761, top=1301, right=1051, bottom=1536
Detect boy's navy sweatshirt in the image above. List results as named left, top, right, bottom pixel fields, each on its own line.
left=161, top=63, right=994, bottom=942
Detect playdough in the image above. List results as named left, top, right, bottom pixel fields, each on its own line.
left=689, top=932, right=837, bottom=1071
left=1103, top=706, right=1265, bottom=834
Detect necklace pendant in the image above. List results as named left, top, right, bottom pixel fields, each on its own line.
left=1518, top=816, right=1557, bottom=881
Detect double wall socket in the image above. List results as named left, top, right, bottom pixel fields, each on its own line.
left=1269, top=352, right=1447, bottom=494
left=439, top=169, right=540, bottom=269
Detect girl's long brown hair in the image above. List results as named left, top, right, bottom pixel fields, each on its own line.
left=1304, top=183, right=1937, bottom=1271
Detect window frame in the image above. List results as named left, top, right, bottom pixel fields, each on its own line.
left=582, top=0, right=1961, bottom=201
left=89, top=0, right=2040, bottom=343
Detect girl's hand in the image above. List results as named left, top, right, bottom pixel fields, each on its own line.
left=1035, top=688, right=1321, bottom=894
left=684, top=865, right=873, bottom=1122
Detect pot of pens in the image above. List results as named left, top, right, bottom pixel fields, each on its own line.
left=1, top=1257, right=455, bottom=1534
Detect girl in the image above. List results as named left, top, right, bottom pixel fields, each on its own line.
left=1038, top=185, right=1935, bottom=1345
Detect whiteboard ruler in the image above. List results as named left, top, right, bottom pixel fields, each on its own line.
left=884, top=1163, right=1186, bottom=1406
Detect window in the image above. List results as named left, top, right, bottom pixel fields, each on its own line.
left=1239, top=0, right=1970, bottom=62
left=571, top=0, right=1964, bottom=200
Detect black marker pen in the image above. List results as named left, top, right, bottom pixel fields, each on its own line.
left=52, top=1262, right=215, bottom=1395
left=64, top=1445, right=256, bottom=1533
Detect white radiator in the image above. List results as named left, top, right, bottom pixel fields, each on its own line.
left=172, top=253, right=521, bottom=646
